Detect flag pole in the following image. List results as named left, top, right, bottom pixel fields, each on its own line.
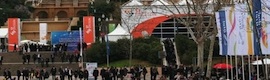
left=226, top=55, right=229, bottom=79
left=266, top=55, right=269, bottom=79
left=230, top=55, right=233, bottom=79
left=79, top=27, right=83, bottom=68
left=256, top=55, right=259, bottom=79
left=106, top=32, right=110, bottom=67
left=248, top=55, right=251, bottom=80
left=241, top=55, right=245, bottom=80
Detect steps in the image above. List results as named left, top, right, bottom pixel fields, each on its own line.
left=0, top=51, right=80, bottom=76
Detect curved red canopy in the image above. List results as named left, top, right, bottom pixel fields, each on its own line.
left=213, top=63, right=233, bottom=69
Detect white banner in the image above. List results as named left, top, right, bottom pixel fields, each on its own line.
left=39, top=23, right=47, bottom=44
left=86, top=62, right=98, bottom=79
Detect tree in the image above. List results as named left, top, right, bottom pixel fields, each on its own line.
left=0, top=0, right=33, bottom=26
left=158, top=0, right=233, bottom=78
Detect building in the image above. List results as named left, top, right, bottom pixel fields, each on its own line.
left=21, top=0, right=91, bottom=42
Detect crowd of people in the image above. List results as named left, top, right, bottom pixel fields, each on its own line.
left=3, top=66, right=89, bottom=80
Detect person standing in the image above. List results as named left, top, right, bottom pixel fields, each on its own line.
left=14, top=43, right=17, bottom=52
left=100, top=67, right=106, bottom=80
left=32, top=54, right=37, bottom=64
left=142, top=67, right=148, bottom=80
left=51, top=54, right=55, bottom=63
left=51, top=66, right=57, bottom=80
left=0, top=55, right=3, bottom=65
left=93, top=68, right=99, bottom=80
left=83, top=69, right=89, bottom=80
left=17, top=69, right=21, bottom=80
left=150, top=67, right=158, bottom=80
left=22, top=68, right=29, bottom=80
left=7, top=69, right=12, bottom=80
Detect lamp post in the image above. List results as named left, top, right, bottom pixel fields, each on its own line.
left=98, top=14, right=111, bottom=67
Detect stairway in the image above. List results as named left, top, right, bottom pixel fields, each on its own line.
left=0, top=51, right=80, bottom=76
left=67, top=17, right=79, bottom=31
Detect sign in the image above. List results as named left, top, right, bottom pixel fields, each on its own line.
left=39, top=23, right=47, bottom=44
left=83, top=16, right=95, bottom=47
left=51, top=31, right=80, bottom=51
left=8, top=18, right=20, bottom=52
left=86, top=62, right=98, bottom=79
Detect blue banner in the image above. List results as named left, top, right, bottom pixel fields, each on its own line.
left=219, top=11, right=228, bottom=55
left=252, top=0, right=262, bottom=55
left=51, top=31, right=81, bottom=51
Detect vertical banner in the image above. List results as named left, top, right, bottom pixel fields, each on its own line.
left=252, top=0, right=262, bottom=55
left=8, top=18, right=20, bottom=52
left=83, top=16, right=95, bottom=47
left=86, top=63, right=98, bottom=79
left=216, top=10, right=228, bottom=55
left=262, top=0, right=270, bottom=54
left=39, top=23, right=47, bottom=44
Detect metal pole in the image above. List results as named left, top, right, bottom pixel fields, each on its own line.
left=235, top=56, right=238, bottom=79
left=79, top=27, right=83, bottom=68
left=241, top=55, right=245, bottom=80
left=105, top=24, right=110, bottom=67
left=226, top=55, right=229, bottom=79
left=256, top=55, right=259, bottom=79
left=266, top=55, right=268, bottom=79
left=248, top=55, right=251, bottom=80
left=230, top=55, right=233, bottom=79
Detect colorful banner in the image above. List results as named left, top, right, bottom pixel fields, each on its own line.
left=83, top=16, right=95, bottom=47
left=39, top=23, right=47, bottom=44
left=51, top=31, right=80, bottom=51
left=216, top=5, right=256, bottom=56
left=8, top=18, right=20, bottom=52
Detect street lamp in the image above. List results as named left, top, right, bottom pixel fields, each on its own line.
left=98, top=14, right=111, bottom=67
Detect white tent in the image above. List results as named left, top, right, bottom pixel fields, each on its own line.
left=252, top=58, right=270, bottom=65
left=106, top=24, right=130, bottom=41
left=0, top=28, right=8, bottom=38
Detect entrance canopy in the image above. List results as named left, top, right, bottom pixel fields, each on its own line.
left=0, top=28, right=8, bottom=38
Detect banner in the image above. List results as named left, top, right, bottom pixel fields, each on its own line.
left=51, top=31, right=80, bottom=51
left=261, top=0, right=270, bottom=54
left=216, top=5, right=255, bottom=56
left=8, top=18, right=20, bottom=52
left=252, top=0, right=262, bottom=55
left=83, top=16, right=95, bottom=47
left=216, top=10, right=228, bottom=55
left=39, top=23, right=47, bottom=44
left=86, top=63, right=98, bottom=79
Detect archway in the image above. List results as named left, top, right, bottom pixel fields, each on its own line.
left=37, top=11, right=48, bottom=18
left=57, top=11, right=68, bottom=18
left=76, top=10, right=87, bottom=17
